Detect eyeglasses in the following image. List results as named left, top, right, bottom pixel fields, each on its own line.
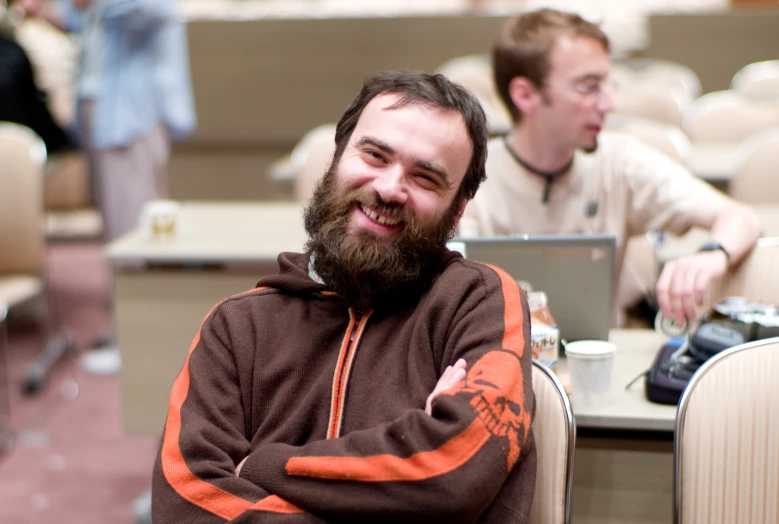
left=544, top=77, right=615, bottom=97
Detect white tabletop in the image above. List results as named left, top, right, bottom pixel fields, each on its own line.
left=106, top=201, right=307, bottom=266
left=557, top=329, right=678, bottom=432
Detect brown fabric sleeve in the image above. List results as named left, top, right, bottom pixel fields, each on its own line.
left=238, top=266, right=535, bottom=522
left=151, top=289, right=325, bottom=523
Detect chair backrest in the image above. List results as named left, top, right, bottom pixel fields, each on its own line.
left=674, top=336, right=779, bottom=524
left=612, top=85, right=687, bottom=128
left=731, top=59, right=779, bottom=99
left=529, top=360, right=575, bottom=524
left=706, top=239, right=779, bottom=309
left=605, top=115, right=692, bottom=164
left=293, top=124, right=337, bottom=203
left=435, top=54, right=512, bottom=136
left=0, top=122, right=47, bottom=275
left=611, top=58, right=702, bottom=101
left=682, top=90, right=779, bottom=143
left=728, top=127, right=779, bottom=203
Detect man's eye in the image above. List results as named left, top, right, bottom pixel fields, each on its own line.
left=416, top=173, right=439, bottom=187
left=366, top=150, right=385, bottom=162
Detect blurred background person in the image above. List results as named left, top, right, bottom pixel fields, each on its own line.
left=0, top=0, right=73, bottom=153
left=16, top=0, right=196, bottom=372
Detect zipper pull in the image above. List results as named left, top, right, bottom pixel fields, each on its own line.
left=350, top=309, right=363, bottom=341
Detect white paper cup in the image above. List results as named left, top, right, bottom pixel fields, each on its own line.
left=139, top=200, right=181, bottom=242
left=564, top=340, right=617, bottom=410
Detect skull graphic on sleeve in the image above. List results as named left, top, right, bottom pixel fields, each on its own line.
left=461, top=350, right=531, bottom=469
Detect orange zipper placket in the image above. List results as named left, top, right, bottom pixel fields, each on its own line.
left=326, top=308, right=372, bottom=439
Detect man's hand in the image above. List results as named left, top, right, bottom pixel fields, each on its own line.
left=425, top=359, right=467, bottom=416
left=656, top=250, right=729, bottom=324
left=232, top=359, right=468, bottom=475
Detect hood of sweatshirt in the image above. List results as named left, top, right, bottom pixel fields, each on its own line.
left=257, top=250, right=465, bottom=309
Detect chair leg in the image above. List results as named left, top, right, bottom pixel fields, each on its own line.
left=21, top=331, right=74, bottom=396
left=0, top=307, right=14, bottom=456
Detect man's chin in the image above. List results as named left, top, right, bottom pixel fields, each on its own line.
left=582, top=138, right=599, bottom=154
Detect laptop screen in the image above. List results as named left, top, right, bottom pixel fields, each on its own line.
left=449, top=235, right=616, bottom=342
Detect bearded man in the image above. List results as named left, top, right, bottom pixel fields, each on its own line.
left=152, top=71, right=536, bottom=523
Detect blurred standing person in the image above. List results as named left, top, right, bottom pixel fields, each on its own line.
left=18, top=0, right=196, bottom=241
left=17, top=0, right=196, bottom=370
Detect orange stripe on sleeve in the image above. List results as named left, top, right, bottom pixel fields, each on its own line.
left=285, top=419, right=490, bottom=482
left=159, top=287, right=303, bottom=518
left=484, top=264, right=526, bottom=356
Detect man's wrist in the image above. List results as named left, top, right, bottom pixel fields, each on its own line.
left=697, top=241, right=731, bottom=266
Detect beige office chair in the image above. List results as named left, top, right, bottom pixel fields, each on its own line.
left=612, top=85, right=687, bottom=128
left=293, top=125, right=337, bottom=203
left=682, top=90, right=779, bottom=143
left=730, top=59, right=779, bottom=99
left=605, top=115, right=692, bottom=164
left=434, top=54, right=512, bottom=136
left=0, top=122, right=47, bottom=312
left=529, top=360, right=575, bottom=524
left=0, top=122, right=71, bottom=395
left=674, top=336, right=779, bottom=524
left=611, top=58, right=702, bottom=101
left=704, top=239, right=779, bottom=312
left=728, top=127, right=779, bottom=203
left=266, top=123, right=336, bottom=201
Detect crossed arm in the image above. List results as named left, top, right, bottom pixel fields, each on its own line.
left=233, top=359, right=469, bottom=478
left=152, top=272, right=533, bottom=523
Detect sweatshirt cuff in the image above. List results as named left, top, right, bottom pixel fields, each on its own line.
left=237, top=442, right=293, bottom=491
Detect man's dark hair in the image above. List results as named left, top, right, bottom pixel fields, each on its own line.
left=332, top=70, right=488, bottom=204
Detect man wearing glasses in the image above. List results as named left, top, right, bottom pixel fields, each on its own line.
left=458, top=8, right=761, bottom=327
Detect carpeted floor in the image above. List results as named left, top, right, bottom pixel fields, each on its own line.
left=0, top=243, right=158, bottom=524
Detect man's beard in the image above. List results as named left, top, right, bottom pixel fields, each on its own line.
left=304, top=167, right=460, bottom=304
left=583, top=138, right=599, bottom=154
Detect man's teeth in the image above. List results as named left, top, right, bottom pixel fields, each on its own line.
left=360, top=204, right=400, bottom=226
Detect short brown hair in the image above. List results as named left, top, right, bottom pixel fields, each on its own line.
left=493, top=8, right=610, bottom=123
left=332, top=70, right=488, bottom=203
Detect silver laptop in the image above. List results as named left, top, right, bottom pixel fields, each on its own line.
left=449, top=235, right=616, bottom=342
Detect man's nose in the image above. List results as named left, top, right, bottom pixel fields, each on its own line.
left=597, top=84, right=616, bottom=113
left=372, top=167, right=408, bottom=205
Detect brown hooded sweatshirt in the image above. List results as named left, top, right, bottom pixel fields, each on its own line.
left=152, top=251, right=536, bottom=523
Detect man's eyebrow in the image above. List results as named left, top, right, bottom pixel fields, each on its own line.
left=355, top=136, right=395, bottom=155
left=355, top=136, right=453, bottom=187
left=572, top=73, right=606, bottom=82
left=415, top=159, right=453, bottom=188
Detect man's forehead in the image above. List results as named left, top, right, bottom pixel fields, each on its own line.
left=360, top=92, right=440, bottom=120
left=548, top=34, right=610, bottom=76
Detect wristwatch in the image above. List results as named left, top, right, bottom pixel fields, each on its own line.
left=698, top=241, right=731, bottom=265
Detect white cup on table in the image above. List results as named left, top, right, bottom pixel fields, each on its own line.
left=564, top=340, right=617, bottom=410
left=139, top=200, right=181, bottom=242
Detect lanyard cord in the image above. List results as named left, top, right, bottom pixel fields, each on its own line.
left=502, top=136, right=573, bottom=204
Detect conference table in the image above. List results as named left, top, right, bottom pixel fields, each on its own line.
left=107, top=200, right=778, bottom=524
left=106, top=202, right=308, bottom=435
left=557, top=329, right=677, bottom=524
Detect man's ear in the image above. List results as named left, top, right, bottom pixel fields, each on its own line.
left=324, top=150, right=335, bottom=173
left=508, top=76, right=540, bottom=116
left=453, top=199, right=469, bottom=231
